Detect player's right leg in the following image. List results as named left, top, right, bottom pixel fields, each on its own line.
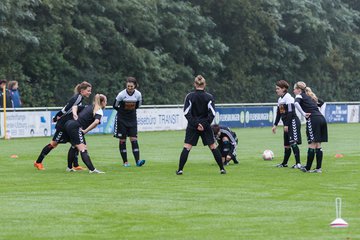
left=34, top=138, right=59, bottom=170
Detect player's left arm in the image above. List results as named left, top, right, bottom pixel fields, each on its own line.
left=82, top=112, right=103, bottom=134
left=135, top=91, right=142, bottom=109
left=203, top=98, right=215, bottom=128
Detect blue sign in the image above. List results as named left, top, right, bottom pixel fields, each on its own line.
left=215, top=106, right=274, bottom=128
left=325, top=104, right=347, bottom=123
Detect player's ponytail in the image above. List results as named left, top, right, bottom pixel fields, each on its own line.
left=304, top=87, right=318, bottom=103
left=294, top=81, right=318, bottom=103
left=74, top=81, right=92, bottom=94
left=294, top=81, right=307, bottom=91
left=93, top=94, right=106, bottom=115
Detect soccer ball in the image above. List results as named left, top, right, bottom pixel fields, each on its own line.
left=262, top=150, right=274, bottom=160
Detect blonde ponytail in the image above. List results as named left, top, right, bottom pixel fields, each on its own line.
left=304, top=87, right=318, bottom=103
left=93, top=94, right=106, bottom=115
left=294, top=81, right=318, bottom=102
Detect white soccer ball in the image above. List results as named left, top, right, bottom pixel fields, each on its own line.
left=262, top=150, right=274, bottom=160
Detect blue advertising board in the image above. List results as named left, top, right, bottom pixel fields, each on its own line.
left=214, top=106, right=274, bottom=128
left=325, top=104, right=347, bottom=123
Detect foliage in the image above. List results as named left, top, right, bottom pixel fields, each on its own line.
left=0, top=0, right=359, bottom=106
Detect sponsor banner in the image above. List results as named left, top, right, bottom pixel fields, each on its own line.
left=50, top=108, right=187, bottom=134
left=325, top=104, right=347, bottom=123
left=214, top=107, right=274, bottom=128
left=347, top=105, right=359, bottom=123
left=136, top=108, right=187, bottom=131
left=0, top=111, right=51, bottom=138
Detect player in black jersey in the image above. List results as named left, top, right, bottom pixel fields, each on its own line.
left=211, top=124, right=239, bottom=165
left=65, top=94, right=107, bottom=173
left=176, top=75, right=226, bottom=175
left=34, top=82, right=92, bottom=170
left=294, top=81, right=328, bottom=173
left=113, top=77, right=145, bottom=167
left=272, top=80, right=302, bottom=168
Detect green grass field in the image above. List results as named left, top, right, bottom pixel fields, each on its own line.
left=0, top=123, right=359, bottom=240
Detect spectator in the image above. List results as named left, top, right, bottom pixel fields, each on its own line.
left=0, top=79, right=13, bottom=108
left=8, top=80, right=22, bottom=108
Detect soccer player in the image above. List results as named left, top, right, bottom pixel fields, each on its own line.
left=34, top=81, right=92, bottom=170
left=293, top=81, right=328, bottom=173
left=272, top=80, right=302, bottom=169
left=113, top=77, right=145, bottom=167
left=211, top=124, right=239, bottom=165
left=176, top=75, right=226, bottom=175
left=65, top=94, right=107, bottom=173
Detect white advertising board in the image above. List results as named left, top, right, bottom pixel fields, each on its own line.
left=137, top=108, right=187, bottom=131
left=0, top=111, right=51, bottom=138
left=348, top=105, right=359, bottom=123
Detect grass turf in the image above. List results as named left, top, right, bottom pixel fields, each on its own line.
left=0, top=123, right=359, bottom=239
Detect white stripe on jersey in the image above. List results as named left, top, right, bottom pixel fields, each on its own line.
left=208, top=100, right=215, bottom=116
left=220, top=129, right=237, bottom=145
left=184, top=100, right=192, bottom=115
left=61, top=95, right=82, bottom=115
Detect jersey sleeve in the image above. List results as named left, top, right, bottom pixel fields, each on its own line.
left=203, top=99, right=215, bottom=128
left=136, top=91, right=142, bottom=109
left=274, top=106, right=281, bottom=126
left=183, top=94, right=198, bottom=128
left=54, top=94, right=82, bottom=120
left=94, top=109, right=104, bottom=122
left=113, top=92, right=125, bottom=111
left=294, top=95, right=306, bottom=117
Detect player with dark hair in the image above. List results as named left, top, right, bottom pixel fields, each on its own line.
left=113, top=77, right=145, bottom=167
left=294, top=81, right=328, bottom=173
left=176, top=75, right=226, bottom=175
left=211, top=124, right=239, bottom=165
left=65, top=94, right=107, bottom=173
left=272, top=80, right=302, bottom=168
left=34, top=81, right=92, bottom=170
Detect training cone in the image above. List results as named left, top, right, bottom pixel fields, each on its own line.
left=335, top=154, right=344, bottom=158
left=330, top=197, right=348, bottom=228
left=10, top=154, right=18, bottom=159
left=330, top=218, right=348, bottom=228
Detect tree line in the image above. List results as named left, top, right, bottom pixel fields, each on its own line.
left=0, top=0, right=359, bottom=107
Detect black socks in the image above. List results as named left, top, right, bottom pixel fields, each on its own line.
left=36, top=144, right=54, bottom=163
left=282, top=148, right=291, bottom=165
left=178, top=148, right=190, bottom=171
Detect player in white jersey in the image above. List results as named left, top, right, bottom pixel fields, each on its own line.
left=272, top=80, right=302, bottom=169
left=113, top=77, right=145, bottom=167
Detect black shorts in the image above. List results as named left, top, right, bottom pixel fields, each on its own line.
left=52, top=130, right=70, bottom=144
left=184, top=126, right=215, bottom=146
left=306, top=115, right=328, bottom=143
left=283, top=117, right=302, bottom=146
left=65, top=121, right=86, bottom=146
left=113, top=115, right=137, bottom=139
